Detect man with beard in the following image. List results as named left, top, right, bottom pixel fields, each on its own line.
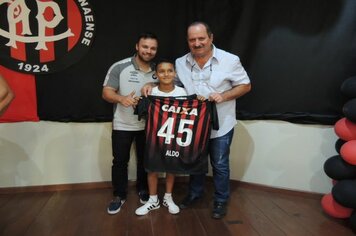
left=102, top=32, right=158, bottom=214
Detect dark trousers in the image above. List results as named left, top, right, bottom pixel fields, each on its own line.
left=111, top=130, right=148, bottom=199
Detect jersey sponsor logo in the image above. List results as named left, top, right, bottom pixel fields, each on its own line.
left=0, top=0, right=95, bottom=74
left=161, top=104, right=198, bottom=116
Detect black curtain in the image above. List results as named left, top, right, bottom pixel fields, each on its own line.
left=35, top=0, right=356, bottom=124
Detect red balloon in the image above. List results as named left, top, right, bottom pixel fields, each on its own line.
left=334, top=118, right=356, bottom=141
left=321, top=193, right=353, bottom=219
left=340, top=140, right=356, bottom=165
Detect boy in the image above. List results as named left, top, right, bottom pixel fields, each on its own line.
left=135, top=59, right=186, bottom=215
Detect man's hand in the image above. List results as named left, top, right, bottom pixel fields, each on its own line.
left=102, top=87, right=140, bottom=107
left=120, top=91, right=139, bottom=107
left=209, top=92, right=224, bottom=103
left=209, top=84, right=251, bottom=104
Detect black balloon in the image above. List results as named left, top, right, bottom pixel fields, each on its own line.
left=332, top=179, right=356, bottom=209
left=324, top=155, right=356, bottom=180
left=335, top=138, right=346, bottom=154
left=343, top=98, right=356, bottom=123
left=341, top=76, right=356, bottom=98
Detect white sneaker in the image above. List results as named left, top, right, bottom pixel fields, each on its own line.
left=163, top=196, right=180, bottom=214
left=135, top=198, right=160, bottom=216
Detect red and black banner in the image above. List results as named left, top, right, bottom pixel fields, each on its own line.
left=0, top=0, right=355, bottom=124
left=0, top=0, right=94, bottom=74
left=0, top=0, right=96, bottom=122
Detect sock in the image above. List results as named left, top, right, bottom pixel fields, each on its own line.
left=149, top=195, right=158, bottom=202
left=164, top=193, right=172, bottom=199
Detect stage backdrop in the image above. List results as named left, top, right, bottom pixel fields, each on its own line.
left=0, top=0, right=355, bottom=124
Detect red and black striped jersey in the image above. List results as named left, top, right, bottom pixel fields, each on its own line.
left=135, top=95, right=219, bottom=174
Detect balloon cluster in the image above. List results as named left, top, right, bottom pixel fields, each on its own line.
left=321, top=76, right=356, bottom=232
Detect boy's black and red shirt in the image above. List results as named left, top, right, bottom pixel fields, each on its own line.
left=135, top=95, right=219, bottom=174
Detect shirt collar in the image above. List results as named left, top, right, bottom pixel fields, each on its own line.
left=131, top=55, right=155, bottom=71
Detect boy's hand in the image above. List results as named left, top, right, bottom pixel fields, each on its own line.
left=141, top=83, right=154, bottom=97
left=197, top=95, right=206, bottom=101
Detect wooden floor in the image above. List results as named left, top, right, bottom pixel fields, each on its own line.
left=0, top=181, right=354, bottom=236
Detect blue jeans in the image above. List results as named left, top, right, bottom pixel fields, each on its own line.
left=189, top=128, right=234, bottom=203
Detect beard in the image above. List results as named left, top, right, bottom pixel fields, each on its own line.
left=137, top=52, right=153, bottom=63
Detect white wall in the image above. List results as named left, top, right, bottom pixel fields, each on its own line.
left=232, top=120, right=335, bottom=193
left=0, top=120, right=336, bottom=193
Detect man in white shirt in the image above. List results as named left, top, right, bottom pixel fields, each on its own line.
left=175, top=22, right=251, bottom=219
